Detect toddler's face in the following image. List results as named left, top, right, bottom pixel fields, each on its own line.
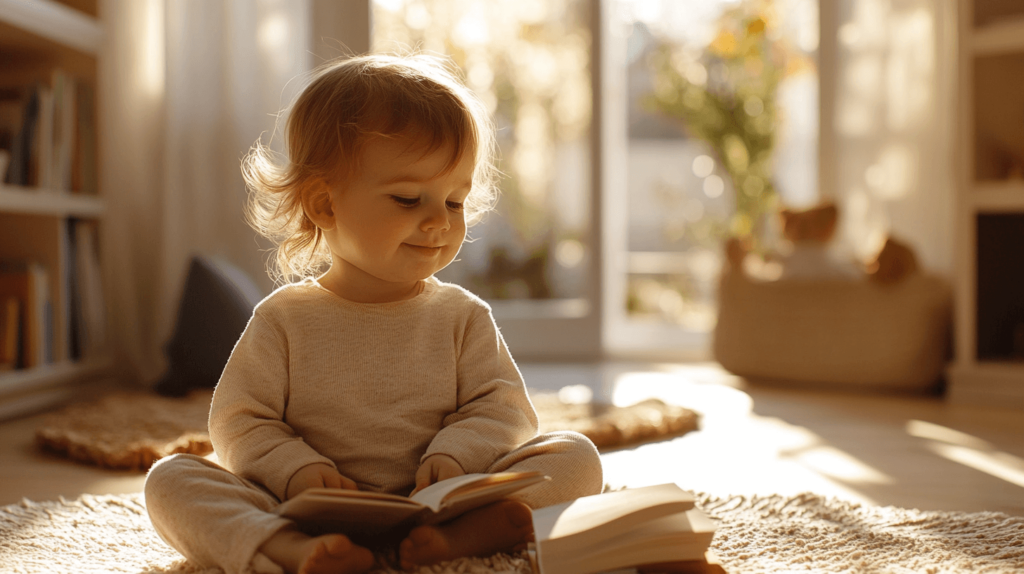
left=323, top=134, right=473, bottom=290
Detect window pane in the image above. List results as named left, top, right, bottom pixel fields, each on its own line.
left=372, top=0, right=593, bottom=302
left=616, top=0, right=819, bottom=335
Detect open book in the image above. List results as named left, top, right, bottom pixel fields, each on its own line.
left=275, top=470, right=548, bottom=535
left=532, top=484, right=719, bottom=574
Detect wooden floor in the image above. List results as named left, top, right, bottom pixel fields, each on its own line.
left=2, top=362, right=1023, bottom=517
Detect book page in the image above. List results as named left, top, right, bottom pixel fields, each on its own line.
left=275, top=471, right=549, bottom=535
left=558, top=508, right=716, bottom=558
left=533, top=484, right=696, bottom=549
left=410, top=471, right=546, bottom=513
left=538, top=508, right=717, bottom=574
left=420, top=472, right=549, bottom=524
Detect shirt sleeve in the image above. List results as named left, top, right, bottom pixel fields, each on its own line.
left=208, top=308, right=336, bottom=501
left=422, top=306, right=539, bottom=473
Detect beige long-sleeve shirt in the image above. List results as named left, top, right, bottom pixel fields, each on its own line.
left=208, top=277, right=539, bottom=502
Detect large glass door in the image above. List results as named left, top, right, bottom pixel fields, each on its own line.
left=604, top=0, right=820, bottom=358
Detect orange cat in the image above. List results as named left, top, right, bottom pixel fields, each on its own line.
left=777, top=203, right=861, bottom=280
left=866, top=237, right=918, bottom=284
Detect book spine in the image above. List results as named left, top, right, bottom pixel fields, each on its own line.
left=75, top=222, right=105, bottom=358
left=29, top=263, right=50, bottom=367
left=73, top=81, right=97, bottom=195
left=34, top=85, right=53, bottom=189
left=2, top=70, right=94, bottom=193
left=0, top=262, right=53, bottom=369
left=0, top=298, right=20, bottom=370
left=7, top=88, right=39, bottom=186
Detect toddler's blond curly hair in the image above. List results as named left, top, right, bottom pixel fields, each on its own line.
left=242, top=53, right=499, bottom=284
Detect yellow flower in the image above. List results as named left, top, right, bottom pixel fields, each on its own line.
left=746, top=17, right=766, bottom=36
left=710, top=31, right=737, bottom=56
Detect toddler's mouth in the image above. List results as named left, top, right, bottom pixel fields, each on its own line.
left=404, top=243, right=443, bottom=255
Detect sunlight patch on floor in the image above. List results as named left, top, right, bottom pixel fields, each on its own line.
left=927, top=444, right=1024, bottom=489
left=610, top=370, right=752, bottom=422
left=601, top=368, right=886, bottom=505
left=906, top=419, right=992, bottom=450
left=907, top=419, right=1024, bottom=490
left=82, top=476, right=148, bottom=498
left=794, top=446, right=893, bottom=485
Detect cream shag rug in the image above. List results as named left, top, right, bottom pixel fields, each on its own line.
left=35, top=390, right=699, bottom=471
left=2, top=491, right=1022, bottom=574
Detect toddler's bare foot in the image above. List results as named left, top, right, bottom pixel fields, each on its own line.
left=298, top=535, right=375, bottom=574
left=261, top=528, right=375, bottom=574
left=398, top=500, right=533, bottom=570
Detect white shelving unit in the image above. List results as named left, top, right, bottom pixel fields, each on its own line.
left=948, top=0, right=1024, bottom=409
left=0, top=186, right=105, bottom=217
left=0, top=0, right=112, bottom=419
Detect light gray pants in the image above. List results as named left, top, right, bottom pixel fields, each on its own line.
left=145, top=431, right=602, bottom=574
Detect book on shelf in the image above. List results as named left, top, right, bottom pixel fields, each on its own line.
left=531, top=484, right=720, bottom=574
left=0, top=297, right=19, bottom=371
left=0, top=262, right=52, bottom=369
left=2, top=86, right=38, bottom=187
left=275, top=471, right=549, bottom=536
left=1, top=69, right=95, bottom=194
left=72, top=82, right=98, bottom=195
left=64, top=219, right=106, bottom=361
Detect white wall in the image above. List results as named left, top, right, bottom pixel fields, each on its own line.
left=824, top=0, right=957, bottom=277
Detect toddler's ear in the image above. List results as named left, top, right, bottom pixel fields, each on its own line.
left=301, top=180, right=336, bottom=230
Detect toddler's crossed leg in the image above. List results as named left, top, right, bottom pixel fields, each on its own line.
left=146, top=454, right=372, bottom=574
left=147, top=431, right=601, bottom=572
left=400, top=430, right=603, bottom=568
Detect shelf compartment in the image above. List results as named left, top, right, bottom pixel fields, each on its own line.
left=972, top=17, right=1024, bottom=55
left=975, top=213, right=1024, bottom=362
left=0, top=187, right=104, bottom=217
left=973, top=52, right=1024, bottom=182
left=974, top=0, right=1024, bottom=30
left=947, top=362, right=1024, bottom=409
left=970, top=181, right=1024, bottom=212
left=0, top=359, right=108, bottom=396
left=0, top=0, right=101, bottom=55
left=0, top=358, right=112, bottom=420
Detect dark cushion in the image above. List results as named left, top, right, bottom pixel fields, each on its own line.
left=155, top=256, right=265, bottom=397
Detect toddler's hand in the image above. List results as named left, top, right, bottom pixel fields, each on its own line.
left=411, top=454, right=465, bottom=496
left=286, top=463, right=358, bottom=500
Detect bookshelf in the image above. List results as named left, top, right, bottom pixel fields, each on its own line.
left=0, top=0, right=111, bottom=419
left=948, top=0, right=1024, bottom=409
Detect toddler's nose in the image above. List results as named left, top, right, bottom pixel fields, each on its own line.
left=421, top=203, right=451, bottom=232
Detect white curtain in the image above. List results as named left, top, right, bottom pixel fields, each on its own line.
left=830, top=0, right=957, bottom=277
left=99, top=0, right=312, bottom=385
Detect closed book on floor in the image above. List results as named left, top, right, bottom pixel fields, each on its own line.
left=275, top=470, right=548, bottom=536
left=532, top=484, right=716, bottom=574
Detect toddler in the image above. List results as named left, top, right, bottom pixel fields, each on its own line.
left=144, top=53, right=603, bottom=574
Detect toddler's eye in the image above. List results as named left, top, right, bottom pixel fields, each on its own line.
left=391, top=196, right=419, bottom=207
left=446, top=201, right=464, bottom=211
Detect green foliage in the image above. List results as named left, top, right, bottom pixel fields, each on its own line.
left=645, top=0, right=797, bottom=247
